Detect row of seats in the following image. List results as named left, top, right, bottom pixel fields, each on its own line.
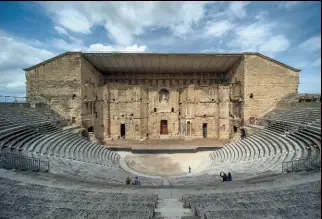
left=0, top=104, right=164, bottom=185
left=168, top=109, right=320, bottom=185
left=0, top=107, right=62, bottom=125
left=0, top=124, right=120, bottom=167
left=0, top=176, right=158, bottom=219
left=263, top=108, right=320, bottom=125
left=49, top=157, right=163, bottom=185
left=182, top=180, right=320, bottom=219
left=0, top=105, right=121, bottom=167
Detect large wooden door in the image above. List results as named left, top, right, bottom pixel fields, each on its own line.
left=160, top=120, right=168, bottom=134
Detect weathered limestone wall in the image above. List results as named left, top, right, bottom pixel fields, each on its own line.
left=227, top=58, right=245, bottom=134
left=148, top=84, right=179, bottom=139
left=25, top=53, right=82, bottom=124
left=25, top=53, right=299, bottom=141
left=243, top=55, right=299, bottom=123
left=108, top=84, right=145, bottom=140
left=179, top=83, right=228, bottom=140
left=80, top=56, right=104, bottom=140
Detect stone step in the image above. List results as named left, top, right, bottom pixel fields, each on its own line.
left=154, top=210, right=194, bottom=217
left=153, top=217, right=200, bottom=219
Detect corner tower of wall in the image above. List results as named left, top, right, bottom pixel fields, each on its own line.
left=243, top=54, right=300, bottom=123
left=80, top=56, right=104, bottom=140
left=25, top=52, right=82, bottom=124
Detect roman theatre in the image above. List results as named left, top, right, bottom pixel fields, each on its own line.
left=0, top=50, right=319, bottom=218
left=22, top=52, right=301, bottom=176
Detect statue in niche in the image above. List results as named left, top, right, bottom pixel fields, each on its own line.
left=158, top=89, right=170, bottom=103
left=161, top=94, right=166, bottom=103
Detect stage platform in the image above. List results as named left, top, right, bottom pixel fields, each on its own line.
left=104, top=139, right=228, bottom=153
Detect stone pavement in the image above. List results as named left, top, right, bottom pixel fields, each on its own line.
left=104, top=138, right=229, bottom=149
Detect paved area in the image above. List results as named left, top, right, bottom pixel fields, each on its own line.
left=104, top=138, right=229, bottom=149
left=123, top=152, right=211, bottom=177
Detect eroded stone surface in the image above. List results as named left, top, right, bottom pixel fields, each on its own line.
left=25, top=53, right=299, bottom=142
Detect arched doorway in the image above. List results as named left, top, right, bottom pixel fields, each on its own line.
left=240, top=128, right=246, bottom=138
left=88, top=126, right=94, bottom=133
left=80, top=129, right=90, bottom=140
left=187, top=121, right=191, bottom=136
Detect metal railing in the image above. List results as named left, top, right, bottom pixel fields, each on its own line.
left=0, top=153, right=49, bottom=172
left=282, top=156, right=321, bottom=173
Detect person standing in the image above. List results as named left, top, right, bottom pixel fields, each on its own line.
left=227, top=172, right=232, bottom=182
left=189, top=166, right=191, bottom=173
left=126, top=176, right=131, bottom=185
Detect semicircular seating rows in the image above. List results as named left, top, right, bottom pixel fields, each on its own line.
left=168, top=107, right=321, bottom=185
left=0, top=105, right=120, bottom=166
left=182, top=178, right=321, bottom=219
left=0, top=176, right=158, bottom=219
left=0, top=104, right=164, bottom=185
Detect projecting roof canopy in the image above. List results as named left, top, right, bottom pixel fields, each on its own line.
left=23, top=52, right=301, bottom=73
left=83, top=53, right=243, bottom=74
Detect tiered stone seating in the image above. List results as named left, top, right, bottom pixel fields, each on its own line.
left=0, top=176, right=158, bottom=219
left=0, top=104, right=164, bottom=185
left=182, top=180, right=320, bottom=219
left=0, top=106, right=62, bottom=125
left=264, top=108, right=321, bottom=125
left=169, top=107, right=321, bottom=185
left=168, top=128, right=305, bottom=185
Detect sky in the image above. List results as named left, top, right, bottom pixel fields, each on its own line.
left=0, top=1, right=321, bottom=98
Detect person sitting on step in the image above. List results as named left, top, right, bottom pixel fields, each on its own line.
left=132, top=176, right=141, bottom=185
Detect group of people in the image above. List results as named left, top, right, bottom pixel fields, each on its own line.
left=126, top=176, right=141, bottom=185
left=220, top=172, right=232, bottom=182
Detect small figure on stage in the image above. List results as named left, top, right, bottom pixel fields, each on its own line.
left=188, top=166, right=191, bottom=173
left=126, top=176, right=131, bottom=185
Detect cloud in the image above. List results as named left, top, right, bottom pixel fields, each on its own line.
left=0, top=68, right=26, bottom=96
left=227, top=1, right=249, bottom=19
left=87, top=43, right=148, bottom=52
left=42, top=2, right=210, bottom=45
left=54, top=26, right=68, bottom=36
left=259, top=35, right=290, bottom=53
left=0, top=36, right=55, bottom=70
left=279, top=1, right=302, bottom=9
left=299, top=35, right=321, bottom=53
left=206, top=20, right=234, bottom=37
left=0, top=36, right=56, bottom=97
left=227, top=19, right=290, bottom=55
left=51, top=38, right=84, bottom=51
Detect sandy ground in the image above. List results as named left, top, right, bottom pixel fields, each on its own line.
left=104, top=138, right=229, bottom=149
left=124, top=152, right=211, bottom=177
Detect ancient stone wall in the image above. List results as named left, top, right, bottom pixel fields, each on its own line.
left=243, top=55, right=299, bottom=123
left=25, top=53, right=82, bottom=125
left=80, top=56, right=104, bottom=140
left=25, top=53, right=300, bottom=141
left=227, top=58, right=245, bottom=134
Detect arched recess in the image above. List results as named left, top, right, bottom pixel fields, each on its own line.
left=88, top=126, right=94, bottom=132
left=187, top=121, right=191, bottom=136
left=158, top=89, right=170, bottom=103
left=240, top=128, right=247, bottom=138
